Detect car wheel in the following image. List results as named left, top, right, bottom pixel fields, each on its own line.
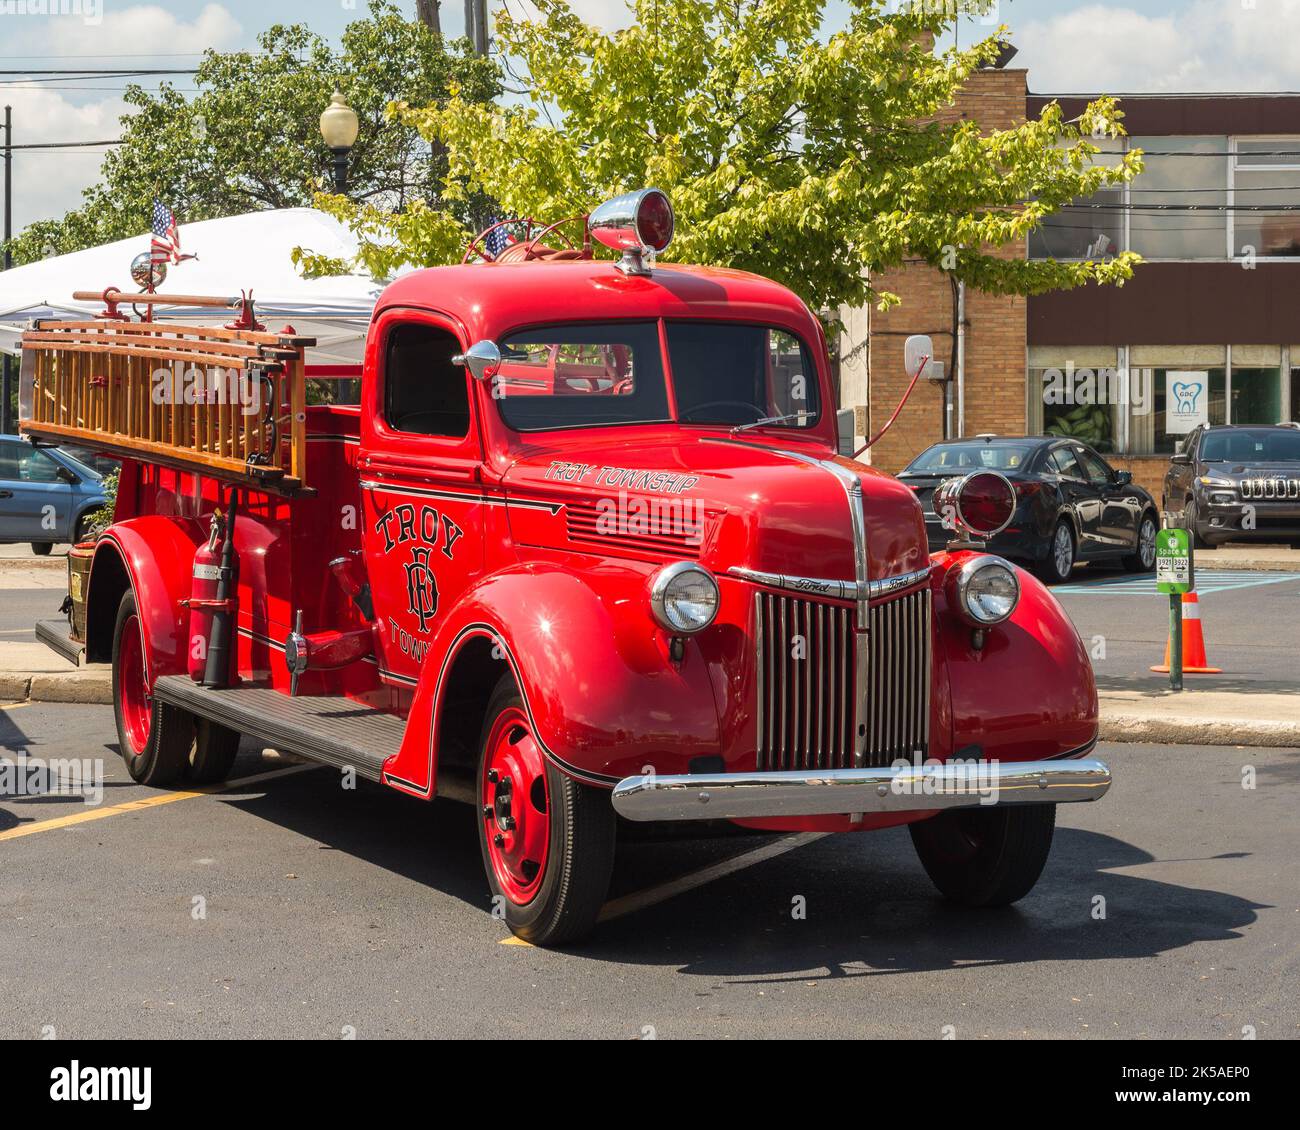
left=909, top=804, right=1056, bottom=907
left=477, top=674, right=615, bottom=946
left=1037, top=520, right=1075, bottom=584
left=73, top=514, right=96, bottom=544
left=31, top=542, right=53, bottom=556
left=111, top=591, right=194, bottom=787
left=1184, top=498, right=1211, bottom=549
left=1124, top=513, right=1158, bottom=572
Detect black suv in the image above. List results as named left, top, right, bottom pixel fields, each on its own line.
left=1163, top=424, right=1300, bottom=547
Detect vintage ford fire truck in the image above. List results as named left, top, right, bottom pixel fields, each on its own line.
left=21, top=189, right=1110, bottom=944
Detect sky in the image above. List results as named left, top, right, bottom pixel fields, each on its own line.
left=2, top=0, right=1298, bottom=234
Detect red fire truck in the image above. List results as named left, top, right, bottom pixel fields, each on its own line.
left=22, top=189, right=1109, bottom=945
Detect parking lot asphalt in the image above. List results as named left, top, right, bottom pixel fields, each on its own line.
left=1, top=701, right=1295, bottom=1039
left=1051, top=566, right=1300, bottom=695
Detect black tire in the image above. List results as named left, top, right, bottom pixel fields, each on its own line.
left=1124, top=512, right=1158, bottom=572
left=111, top=591, right=194, bottom=787
left=31, top=542, right=53, bottom=556
left=1184, top=498, right=1211, bottom=549
left=1036, top=519, right=1075, bottom=584
left=186, top=719, right=241, bottom=784
left=72, top=514, right=95, bottom=544
left=476, top=675, right=615, bottom=946
left=910, top=804, right=1056, bottom=907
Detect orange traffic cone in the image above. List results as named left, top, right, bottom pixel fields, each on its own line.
left=1150, top=591, right=1222, bottom=674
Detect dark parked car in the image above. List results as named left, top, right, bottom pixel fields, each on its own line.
left=1163, top=423, right=1300, bottom=547
left=898, top=435, right=1159, bottom=582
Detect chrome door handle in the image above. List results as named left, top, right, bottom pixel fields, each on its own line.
left=0, top=490, right=12, bottom=499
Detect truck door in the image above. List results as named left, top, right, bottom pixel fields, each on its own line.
left=359, top=312, right=486, bottom=689
left=0, top=439, right=73, bottom=543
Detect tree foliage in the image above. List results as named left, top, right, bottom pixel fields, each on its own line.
left=6, top=1, right=497, bottom=266
left=309, top=0, right=1142, bottom=313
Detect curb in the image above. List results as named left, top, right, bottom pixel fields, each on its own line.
left=0, top=557, right=67, bottom=570
left=1098, top=712, right=1299, bottom=748
left=0, top=667, right=112, bottom=706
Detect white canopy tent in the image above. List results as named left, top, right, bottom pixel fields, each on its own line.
left=0, top=208, right=381, bottom=366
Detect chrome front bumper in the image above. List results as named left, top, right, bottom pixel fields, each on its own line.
left=610, top=758, right=1112, bottom=822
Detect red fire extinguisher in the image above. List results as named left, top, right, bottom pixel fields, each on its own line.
left=185, top=495, right=239, bottom=685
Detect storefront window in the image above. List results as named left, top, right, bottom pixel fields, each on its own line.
left=1028, top=347, right=1122, bottom=451
left=1231, top=367, right=1283, bottom=424
left=1147, top=368, right=1227, bottom=453
left=1128, top=136, right=1229, bottom=260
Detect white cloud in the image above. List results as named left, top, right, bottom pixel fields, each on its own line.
left=2, top=5, right=243, bottom=234
left=1014, top=0, right=1300, bottom=93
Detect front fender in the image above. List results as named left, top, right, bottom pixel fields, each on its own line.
left=933, top=552, right=1098, bottom=761
left=91, top=517, right=203, bottom=682
left=387, top=563, right=724, bottom=795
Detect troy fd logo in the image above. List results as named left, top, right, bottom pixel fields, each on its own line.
left=374, top=502, right=465, bottom=635
left=404, top=547, right=439, bottom=631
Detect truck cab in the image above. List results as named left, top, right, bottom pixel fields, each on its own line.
left=22, top=189, right=1109, bottom=945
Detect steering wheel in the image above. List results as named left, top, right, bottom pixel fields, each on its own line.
left=678, top=400, right=764, bottom=423
left=463, top=218, right=539, bottom=264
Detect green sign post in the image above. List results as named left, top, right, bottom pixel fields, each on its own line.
left=1155, top=528, right=1194, bottom=691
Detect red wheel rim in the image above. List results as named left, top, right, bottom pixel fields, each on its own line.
left=481, top=707, right=550, bottom=905
left=118, top=613, right=151, bottom=755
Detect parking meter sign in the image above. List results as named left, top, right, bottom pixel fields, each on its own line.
left=1156, top=528, right=1193, bottom=594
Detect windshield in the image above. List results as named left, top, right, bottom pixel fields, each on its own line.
left=1201, top=429, right=1300, bottom=462
left=495, top=320, right=818, bottom=432
left=905, top=442, right=1037, bottom=473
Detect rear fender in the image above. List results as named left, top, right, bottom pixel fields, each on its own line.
left=385, top=564, right=723, bottom=797
left=86, top=517, right=203, bottom=681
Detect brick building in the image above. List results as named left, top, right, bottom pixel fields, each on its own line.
left=839, top=72, right=1300, bottom=499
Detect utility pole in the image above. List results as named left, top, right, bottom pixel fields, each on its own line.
left=3, top=105, right=12, bottom=437
left=464, top=0, right=488, bottom=55
left=415, top=0, right=442, bottom=36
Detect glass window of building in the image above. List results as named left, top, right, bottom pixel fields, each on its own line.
left=1028, top=346, right=1123, bottom=452
left=1128, top=136, right=1229, bottom=259
left=1029, top=139, right=1126, bottom=261
left=1229, top=345, right=1284, bottom=425
left=1128, top=346, right=1227, bottom=455
left=1233, top=139, right=1300, bottom=259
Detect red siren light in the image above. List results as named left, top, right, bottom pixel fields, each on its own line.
left=588, top=188, right=675, bottom=275
left=933, top=469, right=1017, bottom=542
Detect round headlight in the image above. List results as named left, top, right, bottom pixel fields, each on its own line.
left=953, top=555, right=1020, bottom=626
left=650, top=562, right=719, bottom=633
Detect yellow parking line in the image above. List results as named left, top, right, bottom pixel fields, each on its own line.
left=0, top=763, right=318, bottom=843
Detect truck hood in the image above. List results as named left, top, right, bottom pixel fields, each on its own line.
left=500, top=433, right=929, bottom=583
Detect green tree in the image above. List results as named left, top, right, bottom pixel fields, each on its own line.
left=6, top=1, right=498, bottom=265
left=309, top=0, right=1142, bottom=312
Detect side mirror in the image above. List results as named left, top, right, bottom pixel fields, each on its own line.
left=1113, top=469, right=1132, bottom=485
left=1170, top=452, right=1191, bottom=466
left=453, top=339, right=502, bottom=382
left=904, top=334, right=934, bottom=379
left=57, top=465, right=78, bottom=485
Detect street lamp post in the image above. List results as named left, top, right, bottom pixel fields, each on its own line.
left=319, top=91, right=359, bottom=195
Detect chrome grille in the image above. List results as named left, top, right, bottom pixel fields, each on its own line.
left=754, top=585, right=931, bottom=771
left=1240, top=477, right=1300, bottom=500
left=866, top=586, right=932, bottom=767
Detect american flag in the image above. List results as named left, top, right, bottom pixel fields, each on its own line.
left=150, top=199, right=183, bottom=265
left=484, top=220, right=512, bottom=258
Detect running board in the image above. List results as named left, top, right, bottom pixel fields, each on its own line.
left=35, top=619, right=84, bottom=667
left=153, top=676, right=400, bottom=782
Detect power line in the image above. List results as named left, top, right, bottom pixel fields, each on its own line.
left=0, top=68, right=198, bottom=75
left=9, top=140, right=121, bottom=150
